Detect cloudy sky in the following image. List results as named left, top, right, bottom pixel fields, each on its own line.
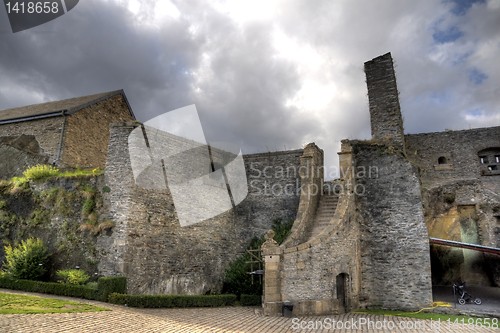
left=0, top=0, right=499, bottom=178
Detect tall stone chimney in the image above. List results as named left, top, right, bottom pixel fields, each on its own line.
left=364, top=53, right=405, bottom=149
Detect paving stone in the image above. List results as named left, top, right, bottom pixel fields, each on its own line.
left=0, top=290, right=498, bottom=333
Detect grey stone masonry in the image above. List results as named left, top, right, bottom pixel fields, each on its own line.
left=364, top=52, right=405, bottom=150
left=405, top=126, right=500, bottom=185
left=352, top=141, right=433, bottom=310
left=0, top=135, right=49, bottom=178
left=264, top=140, right=359, bottom=317
left=99, top=122, right=304, bottom=295
left=98, top=122, right=138, bottom=278
left=0, top=117, right=64, bottom=167
left=281, top=143, right=324, bottom=247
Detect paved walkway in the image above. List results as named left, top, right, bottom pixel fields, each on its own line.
left=0, top=289, right=499, bottom=332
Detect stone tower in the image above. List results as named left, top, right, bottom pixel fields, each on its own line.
left=364, top=52, right=405, bottom=149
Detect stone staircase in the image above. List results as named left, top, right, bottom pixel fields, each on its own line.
left=307, top=193, right=339, bottom=240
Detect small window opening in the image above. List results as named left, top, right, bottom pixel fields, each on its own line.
left=480, top=156, right=488, bottom=164
left=438, top=156, right=447, bottom=165
left=496, top=155, right=500, bottom=163
left=488, top=165, right=498, bottom=171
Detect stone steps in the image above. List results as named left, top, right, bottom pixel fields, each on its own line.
left=307, top=194, right=339, bottom=240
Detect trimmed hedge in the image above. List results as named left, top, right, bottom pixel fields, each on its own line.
left=240, top=294, right=262, bottom=306
left=0, top=276, right=97, bottom=299
left=108, top=293, right=237, bottom=308
left=0, top=276, right=126, bottom=302
left=97, top=276, right=127, bottom=301
left=0, top=275, right=244, bottom=309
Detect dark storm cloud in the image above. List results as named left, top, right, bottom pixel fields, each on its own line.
left=0, top=0, right=313, bottom=154
left=0, top=0, right=201, bottom=117
left=0, top=0, right=498, bottom=177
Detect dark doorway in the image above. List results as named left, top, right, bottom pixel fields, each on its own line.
left=336, top=273, right=349, bottom=313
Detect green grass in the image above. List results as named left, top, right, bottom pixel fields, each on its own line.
left=0, top=292, right=109, bottom=314
left=59, top=168, right=103, bottom=178
left=12, top=166, right=102, bottom=185
left=4, top=167, right=103, bottom=194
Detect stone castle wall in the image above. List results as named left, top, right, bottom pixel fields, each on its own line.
left=352, top=141, right=433, bottom=310
left=405, top=126, right=500, bottom=286
left=98, top=122, right=303, bottom=294
left=405, top=126, right=500, bottom=185
left=0, top=117, right=64, bottom=166
left=0, top=135, right=49, bottom=179
left=244, top=149, right=304, bottom=232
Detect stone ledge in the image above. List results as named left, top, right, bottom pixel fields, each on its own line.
left=434, top=164, right=453, bottom=171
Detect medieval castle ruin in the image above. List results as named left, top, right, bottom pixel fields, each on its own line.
left=0, top=53, right=499, bottom=316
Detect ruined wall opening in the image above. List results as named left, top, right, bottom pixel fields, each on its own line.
left=438, top=156, right=447, bottom=165
left=478, top=148, right=500, bottom=175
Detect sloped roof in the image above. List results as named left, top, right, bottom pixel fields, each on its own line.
left=0, top=90, right=135, bottom=124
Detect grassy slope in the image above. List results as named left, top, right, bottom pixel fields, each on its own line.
left=0, top=292, right=108, bottom=314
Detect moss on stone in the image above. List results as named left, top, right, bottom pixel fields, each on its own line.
left=0, top=176, right=104, bottom=279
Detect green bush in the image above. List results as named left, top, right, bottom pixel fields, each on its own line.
left=86, top=281, right=98, bottom=289
left=23, top=165, right=60, bottom=180
left=56, top=269, right=90, bottom=285
left=97, top=276, right=127, bottom=301
left=108, top=293, right=237, bottom=308
left=0, top=276, right=98, bottom=300
left=2, top=238, right=49, bottom=280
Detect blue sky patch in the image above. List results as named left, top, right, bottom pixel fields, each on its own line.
left=433, top=25, right=464, bottom=43
left=445, top=0, right=486, bottom=16
left=468, top=68, right=488, bottom=84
